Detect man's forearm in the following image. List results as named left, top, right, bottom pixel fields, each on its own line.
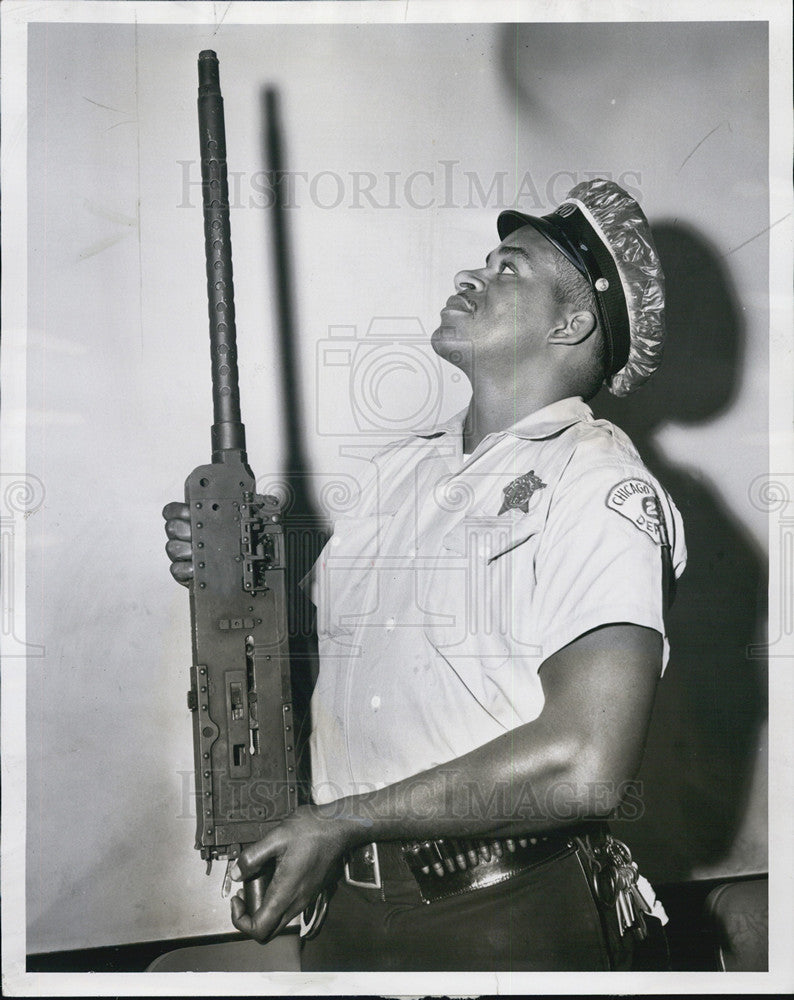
left=314, top=717, right=620, bottom=851
left=313, top=624, right=662, bottom=851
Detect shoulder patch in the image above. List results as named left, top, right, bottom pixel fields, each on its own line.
left=606, top=478, right=663, bottom=544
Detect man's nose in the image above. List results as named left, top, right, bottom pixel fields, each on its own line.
left=454, top=268, right=486, bottom=292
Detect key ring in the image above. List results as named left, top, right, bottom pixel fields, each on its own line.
left=595, top=865, right=618, bottom=907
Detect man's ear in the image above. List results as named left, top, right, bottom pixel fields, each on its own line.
left=547, top=310, right=597, bottom=345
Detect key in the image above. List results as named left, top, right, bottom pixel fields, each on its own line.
left=518, top=837, right=528, bottom=848
left=614, top=867, right=627, bottom=933
left=619, top=863, right=636, bottom=892
left=615, top=893, right=627, bottom=936
left=491, top=839, right=504, bottom=860
left=505, top=838, right=516, bottom=852
left=616, top=865, right=638, bottom=936
left=621, top=869, right=646, bottom=941
left=625, top=889, right=637, bottom=931
left=478, top=840, right=492, bottom=862
left=616, top=887, right=633, bottom=936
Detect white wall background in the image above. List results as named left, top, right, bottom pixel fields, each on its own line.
left=23, top=17, right=770, bottom=953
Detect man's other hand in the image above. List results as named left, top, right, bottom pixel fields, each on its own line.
left=162, top=501, right=193, bottom=586
left=229, top=806, right=355, bottom=943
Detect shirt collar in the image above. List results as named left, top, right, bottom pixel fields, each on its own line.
left=412, top=396, right=593, bottom=442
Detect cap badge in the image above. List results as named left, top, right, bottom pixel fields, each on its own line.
left=595, top=277, right=609, bottom=291
left=498, top=470, right=547, bottom=515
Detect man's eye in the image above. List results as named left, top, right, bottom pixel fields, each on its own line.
left=498, top=261, right=517, bottom=274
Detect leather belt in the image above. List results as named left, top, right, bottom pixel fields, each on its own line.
left=344, top=825, right=606, bottom=904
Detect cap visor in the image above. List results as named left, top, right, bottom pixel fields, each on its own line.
left=497, top=210, right=587, bottom=276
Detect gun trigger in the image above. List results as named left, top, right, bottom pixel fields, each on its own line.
left=205, top=858, right=212, bottom=876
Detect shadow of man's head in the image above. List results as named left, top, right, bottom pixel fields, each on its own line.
left=593, top=222, right=744, bottom=445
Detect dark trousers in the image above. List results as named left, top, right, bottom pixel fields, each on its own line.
left=301, top=846, right=633, bottom=972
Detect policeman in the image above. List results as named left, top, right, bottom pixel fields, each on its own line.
left=164, top=178, right=685, bottom=971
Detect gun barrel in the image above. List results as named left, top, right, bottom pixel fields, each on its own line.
left=198, top=50, right=247, bottom=461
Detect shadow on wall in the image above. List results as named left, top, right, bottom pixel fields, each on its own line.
left=592, top=223, right=768, bottom=881
left=260, top=87, right=326, bottom=801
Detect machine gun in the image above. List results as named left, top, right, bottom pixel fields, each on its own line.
left=182, top=50, right=297, bottom=917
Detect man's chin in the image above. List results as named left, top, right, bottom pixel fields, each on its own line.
left=431, top=324, right=455, bottom=357
left=431, top=325, right=471, bottom=373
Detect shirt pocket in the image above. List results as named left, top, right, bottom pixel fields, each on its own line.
left=440, top=499, right=546, bottom=562
left=421, top=502, right=547, bottom=659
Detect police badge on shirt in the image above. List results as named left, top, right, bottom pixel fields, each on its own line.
left=606, top=478, right=664, bottom=544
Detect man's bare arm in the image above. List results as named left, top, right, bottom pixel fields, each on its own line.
left=230, top=622, right=661, bottom=940
left=369, top=621, right=658, bottom=835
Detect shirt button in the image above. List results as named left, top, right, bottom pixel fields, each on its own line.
left=385, top=617, right=395, bottom=631
left=371, top=695, right=381, bottom=710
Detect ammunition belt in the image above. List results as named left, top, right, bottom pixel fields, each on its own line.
left=344, top=824, right=608, bottom=904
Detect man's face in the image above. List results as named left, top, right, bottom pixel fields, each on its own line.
left=431, top=224, right=564, bottom=380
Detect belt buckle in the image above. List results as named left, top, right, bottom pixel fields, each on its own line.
left=343, top=842, right=382, bottom=889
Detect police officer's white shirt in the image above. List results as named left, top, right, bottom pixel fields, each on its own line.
left=304, top=396, right=686, bottom=805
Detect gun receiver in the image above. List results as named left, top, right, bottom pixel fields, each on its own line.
left=185, top=50, right=297, bottom=915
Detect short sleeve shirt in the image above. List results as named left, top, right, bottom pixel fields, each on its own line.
left=305, top=396, right=686, bottom=805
